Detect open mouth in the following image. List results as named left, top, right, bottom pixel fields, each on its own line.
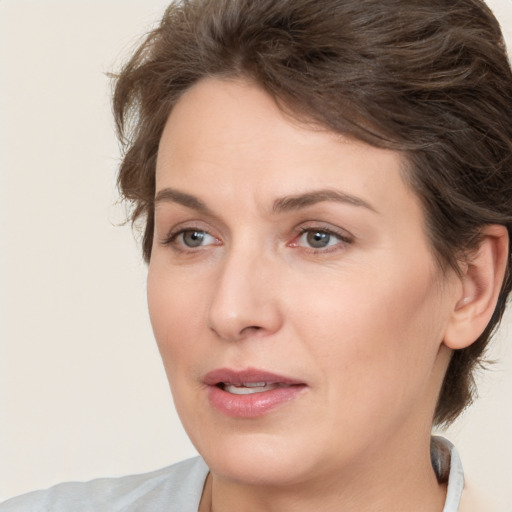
left=204, top=368, right=307, bottom=417
left=218, top=382, right=294, bottom=395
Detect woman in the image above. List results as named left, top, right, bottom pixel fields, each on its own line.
left=1, top=0, right=511, bottom=510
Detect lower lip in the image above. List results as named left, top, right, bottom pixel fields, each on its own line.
left=207, top=385, right=307, bottom=418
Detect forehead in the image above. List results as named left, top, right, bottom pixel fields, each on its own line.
left=156, top=78, right=421, bottom=219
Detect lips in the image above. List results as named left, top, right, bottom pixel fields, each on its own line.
left=203, top=368, right=307, bottom=418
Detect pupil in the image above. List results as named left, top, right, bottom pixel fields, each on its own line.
left=184, top=231, right=204, bottom=247
left=307, top=231, right=330, bottom=248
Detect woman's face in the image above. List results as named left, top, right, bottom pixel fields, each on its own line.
left=148, top=78, right=459, bottom=486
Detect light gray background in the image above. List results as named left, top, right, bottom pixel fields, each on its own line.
left=1, top=0, right=511, bottom=507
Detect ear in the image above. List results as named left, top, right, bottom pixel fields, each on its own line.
left=443, top=225, right=509, bottom=350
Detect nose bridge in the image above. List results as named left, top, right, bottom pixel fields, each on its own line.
left=207, top=240, right=282, bottom=341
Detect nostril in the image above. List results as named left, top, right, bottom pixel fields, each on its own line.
left=208, top=322, right=266, bottom=342
left=240, top=325, right=263, bottom=336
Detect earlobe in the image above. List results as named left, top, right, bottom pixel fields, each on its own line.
left=443, top=225, right=509, bottom=350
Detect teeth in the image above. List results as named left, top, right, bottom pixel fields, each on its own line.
left=223, top=382, right=282, bottom=395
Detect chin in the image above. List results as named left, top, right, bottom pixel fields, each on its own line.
left=182, top=415, right=295, bottom=478
left=188, top=424, right=335, bottom=487
left=207, top=443, right=309, bottom=485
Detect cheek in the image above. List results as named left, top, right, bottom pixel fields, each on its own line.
left=293, top=262, right=446, bottom=405
left=147, top=263, right=206, bottom=371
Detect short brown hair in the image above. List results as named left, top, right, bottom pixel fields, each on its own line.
left=113, top=0, right=512, bottom=425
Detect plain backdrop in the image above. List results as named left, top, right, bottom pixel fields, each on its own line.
left=1, top=0, right=511, bottom=507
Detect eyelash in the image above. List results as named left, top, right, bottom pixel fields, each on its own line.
left=290, top=226, right=353, bottom=253
left=160, top=225, right=353, bottom=254
left=161, top=227, right=219, bottom=250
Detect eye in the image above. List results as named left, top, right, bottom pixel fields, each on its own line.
left=300, top=230, right=338, bottom=249
left=165, top=229, right=218, bottom=248
left=289, top=225, right=352, bottom=253
left=181, top=230, right=212, bottom=247
left=299, top=229, right=342, bottom=249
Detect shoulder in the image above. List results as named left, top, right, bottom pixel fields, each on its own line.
left=0, top=457, right=209, bottom=512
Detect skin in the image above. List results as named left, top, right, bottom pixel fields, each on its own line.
left=147, top=77, right=467, bottom=511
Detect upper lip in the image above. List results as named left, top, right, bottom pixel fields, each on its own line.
left=203, top=367, right=305, bottom=386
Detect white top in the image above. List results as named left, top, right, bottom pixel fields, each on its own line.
left=438, top=437, right=465, bottom=512
left=0, top=437, right=464, bottom=512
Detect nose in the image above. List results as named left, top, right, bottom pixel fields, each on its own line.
left=207, top=247, right=283, bottom=342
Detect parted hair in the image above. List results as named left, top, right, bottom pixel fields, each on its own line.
left=113, top=0, right=512, bottom=425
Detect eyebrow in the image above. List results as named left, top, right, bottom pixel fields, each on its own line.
left=272, top=189, right=377, bottom=214
left=154, top=188, right=212, bottom=214
left=154, top=187, right=377, bottom=214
